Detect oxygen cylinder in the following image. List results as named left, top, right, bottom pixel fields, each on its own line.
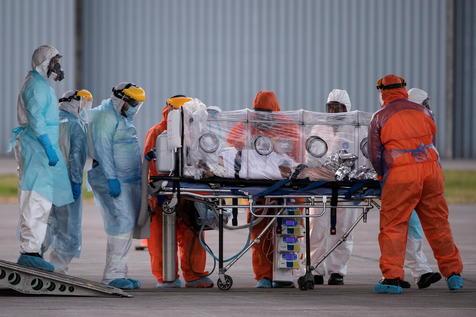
left=162, top=207, right=176, bottom=282
left=167, top=109, right=182, bottom=150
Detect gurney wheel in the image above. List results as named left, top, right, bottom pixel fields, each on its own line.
left=217, top=275, right=233, bottom=291
left=298, top=276, right=314, bottom=291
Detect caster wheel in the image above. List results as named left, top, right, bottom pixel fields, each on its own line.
left=298, top=276, right=314, bottom=291
left=306, top=281, right=314, bottom=290
left=217, top=275, right=233, bottom=291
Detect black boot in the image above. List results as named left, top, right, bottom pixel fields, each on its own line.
left=313, top=275, right=324, bottom=285
left=417, top=272, right=442, bottom=289
left=398, top=279, right=411, bottom=289
left=328, top=273, right=344, bottom=285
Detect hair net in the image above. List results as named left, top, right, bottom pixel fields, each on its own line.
left=327, top=89, right=352, bottom=111
left=408, top=88, right=429, bottom=105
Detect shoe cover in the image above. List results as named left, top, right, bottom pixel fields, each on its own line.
left=108, top=278, right=135, bottom=290
left=447, top=275, right=463, bottom=290
left=374, top=281, right=403, bottom=294
left=127, top=278, right=141, bottom=289
left=156, top=279, right=183, bottom=288
left=17, top=254, right=54, bottom=272
left=256, top=278, right=272, bottom=288
left=185, top=277, right=214, bottom=288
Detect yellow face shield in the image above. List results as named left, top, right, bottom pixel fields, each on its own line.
left=166, top=97, right=192, bottom=109
left=123, top=85, right=146, bottom=103
left=76, top=89, right=93, bottom=101
left=76, top=89, right=94, bottom=122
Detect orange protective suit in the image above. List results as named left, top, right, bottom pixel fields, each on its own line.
left=229, top=91, right=300, bottom=281
left=227, top=91, right=300, bottom=158
left=369, top=74, right=463, bottom=280
left=144, top=102, right=208, bottom=283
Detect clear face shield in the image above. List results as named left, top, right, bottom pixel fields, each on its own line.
left=79, top=97, right=93, bottom=123
left=121, top=100, right=144, bottom=118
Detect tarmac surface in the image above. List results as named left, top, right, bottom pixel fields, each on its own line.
left=0, top=202, right=474, bottom=316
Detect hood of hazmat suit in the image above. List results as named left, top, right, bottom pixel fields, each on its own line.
left=327, top=89, right=352, bottom=111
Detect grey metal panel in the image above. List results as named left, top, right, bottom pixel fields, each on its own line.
left=1, top=0, right=76, bottom=156
left=82, top=0, right=450, bottom=155
left=1, top=0, right=457, bottom=156
left=453, top=0, right=476, bottom=158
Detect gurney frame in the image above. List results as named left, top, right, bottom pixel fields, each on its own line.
left=151, top=177, right=381, bottom=291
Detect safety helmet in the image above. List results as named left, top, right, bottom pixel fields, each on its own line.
left=59, top=89, right=94, bottom=119
left=59, top=89, right=93, bottom=103
left=112, top=82, right=146, bottom=106
left=166, top=95, right=192, bottom=109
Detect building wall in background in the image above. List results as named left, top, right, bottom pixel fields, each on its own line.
left=3, top=0, right=471, bottom=158
left=453, top=0, right=476, bottom=158
left=1, top=0, right=76, bottom=155
left=82, top=0, right=450, bottom=154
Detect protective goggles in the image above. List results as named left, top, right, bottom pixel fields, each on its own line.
left=59, top=89, right=93, bottom=103
left=112, top=83, right=146, bottom=107
left=376, top=78, right=407, bottom=90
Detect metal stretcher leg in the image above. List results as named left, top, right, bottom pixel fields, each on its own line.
left=217, top=208, right=285, bottom=290
left=298, top=207, right=315, bottom=290
left=330, top=187, right=338, bottom=235
left=232, top=198, right=238, bottom=226
left=217, top=209, right=233, bottom=290
left=309, top=206, right=372, bottom=281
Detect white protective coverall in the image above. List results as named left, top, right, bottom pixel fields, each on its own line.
left=309, top=89, right=359, bottom=278
left=13, top=45, right=73, bottom=271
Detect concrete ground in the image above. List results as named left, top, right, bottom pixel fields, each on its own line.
left=0, top=202, right=474, bottom=317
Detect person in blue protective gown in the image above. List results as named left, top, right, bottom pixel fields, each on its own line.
left=42, top=89, right=93, bottom=274
left=87, top=82, right=146, bottom=290
left=13, top=45, right=74, bottom=272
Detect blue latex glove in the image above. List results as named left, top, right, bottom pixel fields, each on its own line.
left=107, top=179, right=121, bottom=198
left=71, top=181, right=82, bottom=200
left=37, top=134, right=59, bottom=166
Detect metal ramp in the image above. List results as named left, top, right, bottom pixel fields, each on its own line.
left=0, top=259, right=131, bottom=297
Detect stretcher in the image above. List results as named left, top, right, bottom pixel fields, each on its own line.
left=150, top=175, right=381, bottom=291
